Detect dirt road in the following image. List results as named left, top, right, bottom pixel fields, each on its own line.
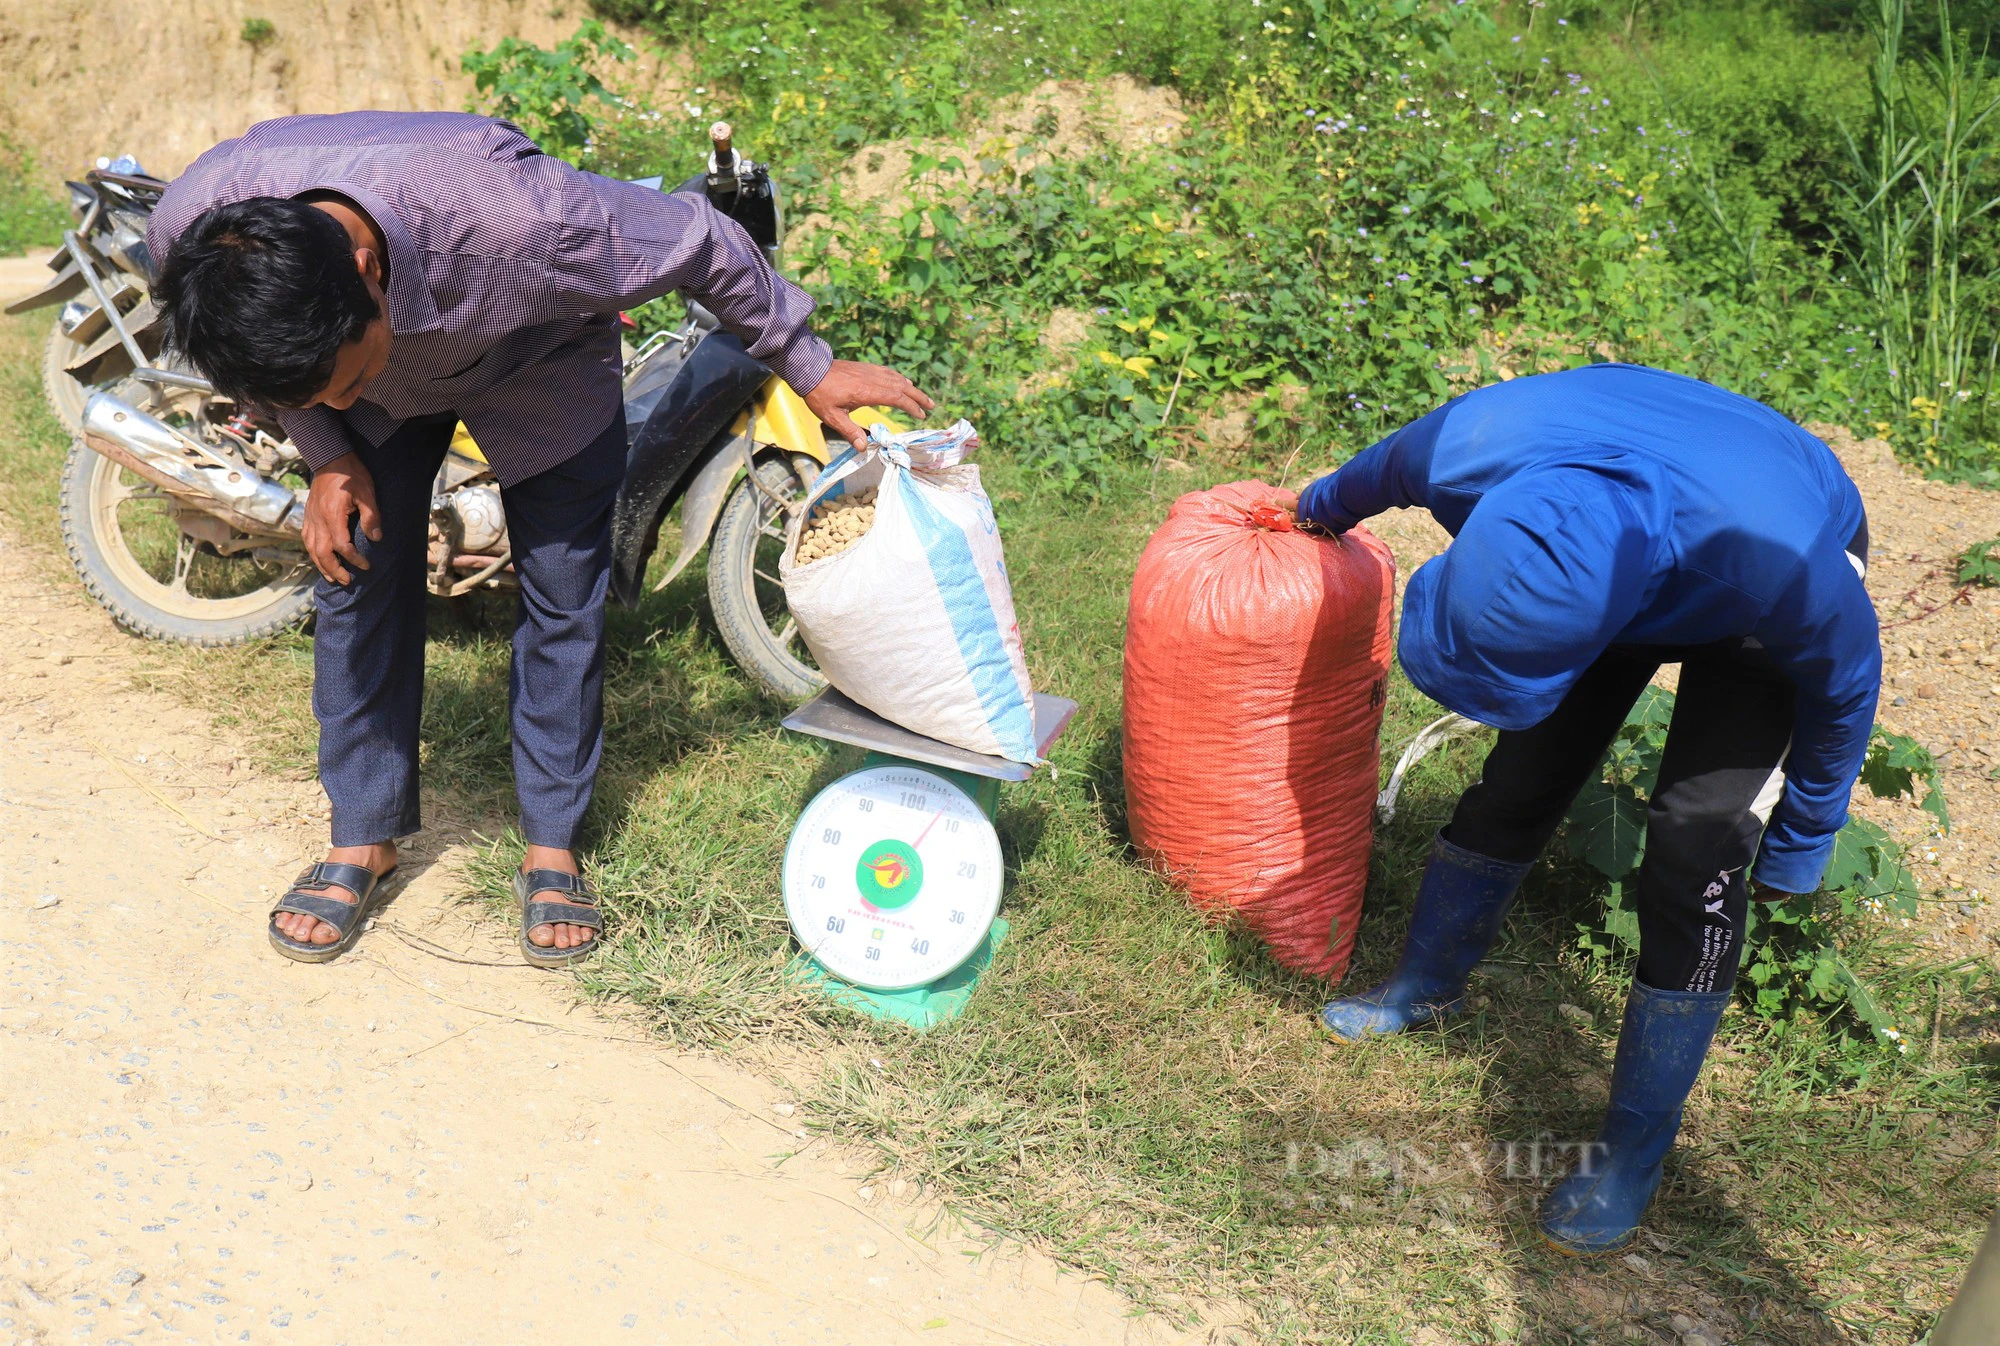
left=0, top=531, right=1191, bottom=1345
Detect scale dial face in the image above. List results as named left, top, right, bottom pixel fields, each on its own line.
left=783, top=765, right=1003, bottom=991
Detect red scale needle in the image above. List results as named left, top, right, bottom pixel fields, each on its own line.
left=911, top=806, right=947, bottom=851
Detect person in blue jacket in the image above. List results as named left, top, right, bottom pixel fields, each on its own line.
left=1297, top=363, right=1880, bottom=1255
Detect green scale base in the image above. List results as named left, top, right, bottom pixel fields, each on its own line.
left=788, top=752, right=1005, bottom=1030
left=790, top=916, right=1010, bottom=1030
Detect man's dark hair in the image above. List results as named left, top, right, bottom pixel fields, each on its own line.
left=155, top=196, right=379, bottom=408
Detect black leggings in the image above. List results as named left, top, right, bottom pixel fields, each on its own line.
left=1447, top=645, right=1795, bottom=993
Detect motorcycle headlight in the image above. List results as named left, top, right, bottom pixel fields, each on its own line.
left=58, top=297, right=96, bottom=337
left=67, top=183, right=94, bottom=218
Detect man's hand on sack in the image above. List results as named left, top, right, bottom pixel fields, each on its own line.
left=302, top=451, right=383, bottom=586
left=804, top=359, right=936, bottom=448
left=1295, top=471, right=1354, bottom=536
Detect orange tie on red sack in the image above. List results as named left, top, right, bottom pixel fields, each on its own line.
left=1121, top=481, right=1396, bottom=982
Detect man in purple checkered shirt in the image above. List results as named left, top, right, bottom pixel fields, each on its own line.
left=149, top=111, right=932, bottom=965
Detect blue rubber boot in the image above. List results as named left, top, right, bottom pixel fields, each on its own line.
left=1539, top=979, right=1731, bottom=1254
left=1320, top=831, right=1531, bottom=1042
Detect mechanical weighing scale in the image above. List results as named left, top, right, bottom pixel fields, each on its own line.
left=780, top=687, right=1077, bottom=1029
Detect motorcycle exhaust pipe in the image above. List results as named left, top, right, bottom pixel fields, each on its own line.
left=81, top=390, right=301, bottom=535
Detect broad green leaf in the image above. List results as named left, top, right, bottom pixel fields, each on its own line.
left=1567, top=780, right=1647, bottom=878
left=1861, top=727, right=1950, bottom=832
left=1824, top=817, right=1888, bottom=893
left=1921, top=785, right=1952, bottom=833
left=1956, top=538, right=2000, bottom=586
left=1874, top=854, right=1920, bottom=915
left=1624, top=685, right=1675, bottom=733
left=1602, top=893, right=1641, bottom=953
left=1826, top=949, right=1902, bottom=1045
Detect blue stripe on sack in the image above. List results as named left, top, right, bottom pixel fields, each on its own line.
left=808, top=446, right=861, bottom=503
left=897, top=475, right=1039, bottom=761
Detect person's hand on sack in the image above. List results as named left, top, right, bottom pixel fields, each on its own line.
left=805, top=359, right=936, bottom=447
left=1295, top=470, right=1355, bottom=536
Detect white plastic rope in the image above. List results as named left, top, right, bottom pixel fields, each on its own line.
left=868, top=418, right=980, bottom=470
left=1376, top=713, right=1487, bottom=825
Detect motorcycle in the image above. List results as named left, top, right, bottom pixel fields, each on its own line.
left=8, top=125, right=851, bottom=699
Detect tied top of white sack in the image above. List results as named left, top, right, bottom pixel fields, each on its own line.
left=866, top=418, right=980, bottom=470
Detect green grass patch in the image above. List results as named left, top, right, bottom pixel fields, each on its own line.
left=0, top=138, right=64, bottom=259
left=0, top=314, right=73, bottom=551
left=8, top=295, right=1987, bottom=1333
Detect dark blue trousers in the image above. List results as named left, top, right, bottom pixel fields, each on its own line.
left=314, top=411, right=627, bottom=850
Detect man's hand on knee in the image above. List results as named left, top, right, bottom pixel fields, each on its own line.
left=303, top=451, right=383, bottom=585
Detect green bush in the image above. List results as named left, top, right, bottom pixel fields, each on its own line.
left=1568, top=689, right=1958, bottom=1059
left=526, top=0, right=2000, bottom=488
left=0, top=139, right=64, bottom=258
left=463, top=20, right=635, bottom=165
left=762, top=0, right=1884, bottom=488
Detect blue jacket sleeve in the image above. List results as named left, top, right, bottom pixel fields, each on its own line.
left=1752, top=538, right=1882, bottom=893
left=1296, top=400, right=1455, bottom=532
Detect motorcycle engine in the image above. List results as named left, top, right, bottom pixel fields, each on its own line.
left=439, top=483, right=508, bottom=553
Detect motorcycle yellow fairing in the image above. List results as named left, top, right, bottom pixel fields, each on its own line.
left=449, top=377, right=897, bottom=468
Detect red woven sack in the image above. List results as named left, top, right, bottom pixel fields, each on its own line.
left=1122, top=481, right=1396, bottom=982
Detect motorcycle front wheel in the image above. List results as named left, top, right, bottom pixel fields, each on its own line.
left=58, top=440, right=317, bottom=645
left=707, top=454, right=825, bottom=700
left=43, top=323, right=91, bottom=432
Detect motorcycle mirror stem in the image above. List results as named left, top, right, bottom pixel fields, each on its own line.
left=706, top=121, right=739, bottom=196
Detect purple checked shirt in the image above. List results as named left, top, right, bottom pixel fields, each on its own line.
left=147, top=111, right=834, bottom=486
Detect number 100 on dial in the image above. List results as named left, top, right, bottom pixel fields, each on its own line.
left=782, top=765, right=1004, bottom=991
